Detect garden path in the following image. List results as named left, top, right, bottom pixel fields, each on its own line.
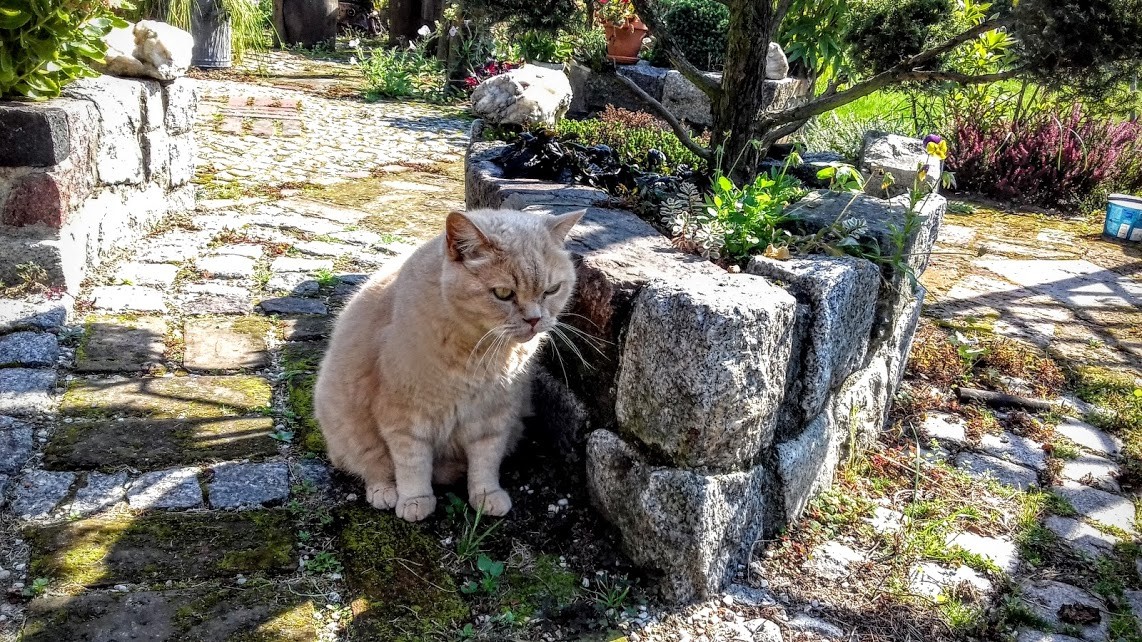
left=1, top=47, right=1141, bottom=640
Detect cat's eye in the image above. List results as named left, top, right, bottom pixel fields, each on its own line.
left=492, top=287, right=514, bottom=300
left=543, top=283, right=562, bottom=297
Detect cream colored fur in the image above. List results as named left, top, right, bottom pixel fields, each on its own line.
left=314, top=208, right=583, bottom=522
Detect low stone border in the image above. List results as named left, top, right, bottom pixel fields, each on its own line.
left=467, top=120, right=946, bottom=603
left=0, top=75, right=198, bottom=294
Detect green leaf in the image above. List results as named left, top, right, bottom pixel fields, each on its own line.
left=716, top=175, right=734, bottom=192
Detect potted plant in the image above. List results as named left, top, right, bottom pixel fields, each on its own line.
left=596, top=0, right=646, bottom=64
left=134, top=0, right=265, bottom=69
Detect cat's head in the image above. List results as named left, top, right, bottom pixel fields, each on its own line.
left=441, top=208, right=584, bottom=342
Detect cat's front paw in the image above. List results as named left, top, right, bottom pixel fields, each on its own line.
left=366, top=482, right=398, bottom=510
left=469, top=487, right=512, bottom=517
left=396, top=494, right=437, bottom=522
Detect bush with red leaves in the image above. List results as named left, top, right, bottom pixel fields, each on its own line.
left=946, top=104, right=1142, bottom=210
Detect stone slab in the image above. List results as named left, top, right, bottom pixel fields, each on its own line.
left=1055, top=417, right=1122, bottom=457
left=293, top=240, right=351, bottom=257
left=75, top=315, right=166, bottom=372
left=955, top=451, right=1038, bottom=490
left=979, top=431, right=1047, bottom=471
left=61, top=375, right=271, bottom=419
left=126, top=467, right=203, bottom=509
left=943, top=532, right=1020, bottom=574
left=1044, top=515, right=1119, bottom=558
left=91, top=285, right=165, bottom=312
left=208, top=461, right=290, bottom=508
left=1018, top=579, right=1109, bottom=641
left=0, top=103, right=72, bottom=166
left=0, top=368, right=56, bottom=415
left=259, top=297, right=328, bottom=316
left=283, top=317, right=330, bottom=341
left=266, top=272, right=319, bottom=296
left=43, top=416, right=277, bottom=471
left=196, top=254, right=256, bottom=279
left=909, top=561, right=993, bottom=599
left=183, top=317, right=271, bottom=370
left=21, top=584, right=316, bottom=642
left=1015, top=631, right=1086, bottom=642
left=777, top=413, right=842, bottom=521
left=0, top=415, right=35, bottom=474
left=25, top=510, right=296, bottom=587
left=114, top=262, right=179, bottom=288
left=11, top=469, right=77, bottom=518
left=922, top=411, right=969, bottom=448
left=1054, top=481, right=1137, bottom=535
left=0, top=299, right=68, bottom=333
left=179, top=282, right=252, bottom=315
left=0, top=331, right=59, bottom=367
left=976, top=258, right=1142, bottom=311
left=212, top=243, right=263, bottom=258
left=1060, top=453, right=1120, bottom=492
left=67, top=471, right=128, bottom=517
left=269, top=257, right=334, bottom=273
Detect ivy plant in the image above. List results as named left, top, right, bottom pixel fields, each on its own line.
left=0, top=0, right=126, bottom=100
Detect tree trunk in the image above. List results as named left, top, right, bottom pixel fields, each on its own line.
left=713, top=0, right=775, bottom=179
left=388, top=0, right=425, bottom=46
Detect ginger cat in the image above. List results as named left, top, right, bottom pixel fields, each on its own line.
left=314, top=208, right=583, bottom=522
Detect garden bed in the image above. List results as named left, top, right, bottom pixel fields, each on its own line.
left=466, top=119, right=947, bottom=602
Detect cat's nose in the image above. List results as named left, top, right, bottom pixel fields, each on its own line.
left=524, top=317, right=541, bottom=329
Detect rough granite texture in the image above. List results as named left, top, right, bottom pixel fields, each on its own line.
left=0, top=331, right=60, bottom=367
left=0, top=415, right=35, bottom=474
left=467, top=124, right=938, bottom=603
left=126, top=467, right=203, bottom=509
left=11, top=469, right=77, bottom=518
left=0, top=368, right=57, bottom=415
left=208, top=461, right=290, bottom=508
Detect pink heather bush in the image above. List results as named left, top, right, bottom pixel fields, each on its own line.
left=947, top=104, right=1142, bottom=210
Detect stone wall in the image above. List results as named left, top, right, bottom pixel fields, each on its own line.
left=568, top=61, right=810, bottom=128
left=0, top=76, right=198, bottom=294
left=467, top=121, right=944, bottom=604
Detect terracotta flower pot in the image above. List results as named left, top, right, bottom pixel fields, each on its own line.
left=604, top=17, right=648, bottom=65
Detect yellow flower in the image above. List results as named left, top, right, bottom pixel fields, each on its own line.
left=926, top=140, right=948, bottom=160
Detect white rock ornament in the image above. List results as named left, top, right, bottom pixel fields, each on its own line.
left=469, top=64, right=574, bottom=128
left=97, top=20, right=194, bottom=81
left=765, top=42, right=788, bottom=80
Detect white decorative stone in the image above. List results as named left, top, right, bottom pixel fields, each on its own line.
left=98, top=20, right=193, bottom=81
left=909, top=561, right=993, bottom=599
left=786, top=614, right=844, bottom=639
left=858, top=133, right=941, bottom=198
left=470, top=64, right=573, bottom=127
left=196, top=255, right=256, bottom=279
left=1018, top=579, right=1109, bottom=641
left=955, top=451, right=1038, bottom=491
left=922, top=411, right=969, bottom=448
left=979, top=431, right=1047, bottom=471
left=62, top=76, right=146, bottom=185
left=270, top=257, right=334, bottom=273
left=765, top=42, right=789, bottom=80
left=1060, top=453, right=1121, bottom=492
left=115, top=262, right=179, bottom=288
left=805, top=541, right=866, bottom=580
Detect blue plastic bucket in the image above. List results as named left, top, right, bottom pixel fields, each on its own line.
left=1104, top=194, right=1142, bottom=242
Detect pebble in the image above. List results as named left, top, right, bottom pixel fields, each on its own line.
left=346, top=493, right=358, bottom=501
left=557, top=498, right=569, bottom=506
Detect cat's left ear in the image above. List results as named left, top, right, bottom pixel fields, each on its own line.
left=546, top=209, right=585, bottom=242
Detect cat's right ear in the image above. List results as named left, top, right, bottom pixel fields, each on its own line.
left=446, top=211, right=494, bottom=262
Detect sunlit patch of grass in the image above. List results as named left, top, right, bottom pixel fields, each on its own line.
left=1070, top=365, right=1142, bottom=487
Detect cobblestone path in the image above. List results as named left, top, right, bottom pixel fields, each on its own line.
left=0, top=68, right=471, bottom=641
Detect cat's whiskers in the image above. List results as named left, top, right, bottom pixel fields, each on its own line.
left=466, top=324, right=510, bottom=371
left=548, top=326, right=592, bottom=370
left=554, top=321, right=608, bottom=356
left=472, top=326, right=510, bottom=375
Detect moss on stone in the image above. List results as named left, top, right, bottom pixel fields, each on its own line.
left=60, top=375, right=272, bottom=420
left=280, top=342, right=326, bottom=373
left=337, top=506, right=468, bottom=641
left=42, top=416, right=278, bottom=471
left=286, top=373, right=325, bottom=455
left=498, top=554, right=580, bottom=620
left=26, top=511, right=296, bottom=588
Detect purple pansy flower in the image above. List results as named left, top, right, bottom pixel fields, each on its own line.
left=923, top=134, right=943, bottom=146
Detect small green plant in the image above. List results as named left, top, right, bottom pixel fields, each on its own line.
left=0, top=0, right=126, bottom=99
left=457, top=623, right=477, bottom=638
left=587, top=572, right=632, bottom=615
left=556, top=106, right=708, bottom=172
left=448, top=493, right=503, bottom=562
left=305, top=551, right=343, bottom=574
left=22, top=577, right=50, bottom=597
left=357, top=38, right=448, bottom=102
left=817, top=163, right=867, bottom=192
left=313, top=268, right=339, bottom=288
left=461, top=554, right=505, bottom=595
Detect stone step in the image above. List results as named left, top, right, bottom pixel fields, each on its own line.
left=75, top=315, right=166, bottom=373
left=26, top=510, right=297, bottom=588
left=183, top=316, right=273, bottom=371
left=22, top=581, right=316, bottom=641
left=60, top=374, right=271, bottom=420
left=43, top=417, right=277, bottom=471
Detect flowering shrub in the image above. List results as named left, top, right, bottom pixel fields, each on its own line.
left=596, top=0, right=636, bottom=26
left=947, top=104, right=1142, bottom=209
left=462, top=59, right=520, bottom=91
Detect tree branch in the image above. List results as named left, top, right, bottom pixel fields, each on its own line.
left=630, top=0, right=724, bottom=103
left=612, top=73, right=713, bottom=161
left=762, top=18, right=1014, bottom=128
left=771, top=0, right=795, bottom=34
